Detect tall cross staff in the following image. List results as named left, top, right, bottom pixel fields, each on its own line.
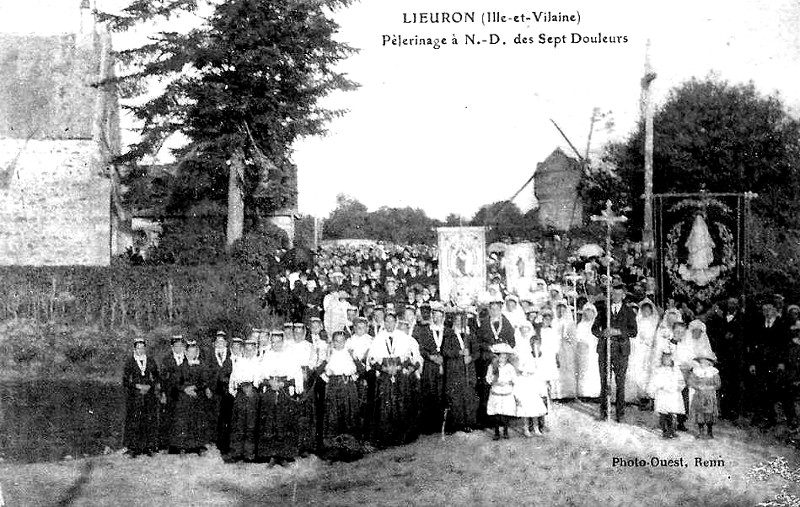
left=590, top=200, right=627, bottom=422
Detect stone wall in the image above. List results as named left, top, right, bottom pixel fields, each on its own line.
left=0, top=139, right=110, bottom=265
left=0, top=34, right=98, bottom=140
left=266, top=211, right=297, bottom=248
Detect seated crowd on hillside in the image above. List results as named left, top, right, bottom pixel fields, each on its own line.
left=122, top=241, right=797, bottom=461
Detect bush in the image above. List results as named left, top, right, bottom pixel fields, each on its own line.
left=147, top=216, right=228, bottom=266
left=12, top=346, right=37, bottom=363
left=0, top=255, right=283, bottom=332
left=64, top=343, right=96, bottom=363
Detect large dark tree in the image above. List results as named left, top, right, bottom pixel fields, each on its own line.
left=470, top=201, right=534, bottom=243
left=583, top=78, right=800, bottom=231
left=322, top=194, right=370, bottom=240
left=103, top=0, right=357, bottom=247
left=322, top=194, right=441, bottom=244
left=368, top=206, right=439, bottom=244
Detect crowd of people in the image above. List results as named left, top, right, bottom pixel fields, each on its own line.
left=121, top=241, right=800, bottom=462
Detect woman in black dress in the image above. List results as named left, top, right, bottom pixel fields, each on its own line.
left=122, top=337, right=160, bottom=457
left=170, top=340, right=209, bottom=454
left=322, top=331, right=361, bottom=444
left=442, top=312, right=480, bottom=433
left=256, top=330, right=306, bottom=463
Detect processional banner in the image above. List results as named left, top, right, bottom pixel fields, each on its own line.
left=437, top=226, right=487, bottom=306
left=502, top=242, right=537, bottom=297
left=653, top=193, right=747, bottom=308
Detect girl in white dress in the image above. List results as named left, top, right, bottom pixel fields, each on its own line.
left=514, top=322, right=549, bottom=437
left=553, top=300, right=577, bottom=399
left=646, top=308, right=683, bottom=389
left=537, top=309, right=561, bottom=401
left=486, top=343, right=517, bottom=440
left=575, top=303, right=601, bottom=399
left=627, top=298, right=660, bottom=405
left=648, top=351, right=686, bottom=439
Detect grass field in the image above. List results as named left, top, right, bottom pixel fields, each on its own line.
left=2, top=401, right=797, bottom=507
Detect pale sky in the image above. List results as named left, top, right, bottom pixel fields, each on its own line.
left=3, top=0, right=799, bottom=220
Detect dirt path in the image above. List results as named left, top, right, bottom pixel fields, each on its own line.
left=1, top=402, right=796, bottom=506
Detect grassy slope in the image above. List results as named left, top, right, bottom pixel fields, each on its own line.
left=1, top=402, right=794, bottom=507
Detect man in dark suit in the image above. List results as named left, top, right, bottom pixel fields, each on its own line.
left=747, top=300, right=795, bottom=429
left=706, top=297, right=745, bottom=420
left=592, top=283, right=638, bottom=422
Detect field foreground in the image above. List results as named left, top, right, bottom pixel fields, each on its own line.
left=1, top=402, right=798, bottom=506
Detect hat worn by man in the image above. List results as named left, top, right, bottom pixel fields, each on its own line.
left=215, top=330, right=226, bottom=338
left=186, top=339, right=198, bottom=348
left=231, top=337, right=244, bottom=344
left=133, top=337, right=146, bottom=346
left=170, top=334, right=185, bottom=345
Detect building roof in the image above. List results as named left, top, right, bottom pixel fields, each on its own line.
left=536, top=147, right=583, bottom=173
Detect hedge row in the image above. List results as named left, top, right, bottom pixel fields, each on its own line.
left=0, top=262, right=278, bottom=337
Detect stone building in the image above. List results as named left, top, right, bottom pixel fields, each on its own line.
left=533, top=147, right=584, bottom=230
left=0, top=1, right=119, bottom=265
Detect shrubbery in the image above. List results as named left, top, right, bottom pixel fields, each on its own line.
left=0, top=225, right=288, bottom=381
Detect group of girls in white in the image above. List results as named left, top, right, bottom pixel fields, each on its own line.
left=501, top=293, right=721, bottom=441
left=647, top=315, right=721, bottom=439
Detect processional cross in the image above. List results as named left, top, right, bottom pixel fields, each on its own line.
left=590, top=200, right=628, bottom=422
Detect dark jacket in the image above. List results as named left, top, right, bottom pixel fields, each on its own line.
left=592, top=302, right=638, bottom=357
